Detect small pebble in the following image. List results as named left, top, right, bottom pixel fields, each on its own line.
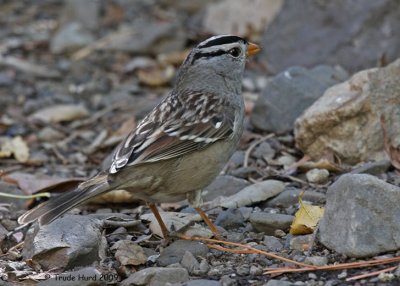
left=308, top=273, right=317, bottom=280
left=219, top=275, right=238, bottom=286
left=378, top=272, right=394, bottom=282
left=236, top=264, right=250, bottom=276
left=337, top=270, right=347, bottom=279
left=304, top=256, right=328, bottom=266
left=306, top=168, right=330, bottom=184
left=274, top=229, right=286, bottom=238
left=249, top=265, right=263, bottom=276
left=226, top=232, right=245, bottom=243
left=277, top=154, right=297, bottom=168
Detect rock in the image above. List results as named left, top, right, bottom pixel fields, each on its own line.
left=203, top=0, right=283, bottom=36
left=182, top=280, right=221, bottom=286
left=236, top=264, right=250, bottom=276
left=295, top=59, right=400, bottom=164
left=22, top=215, right=105, bottom=270
left=263, top=235, right=283, bottom=251
left=193, top=259, right=210, bottom=276
left=249, top=265, right=263, bottom=276
left=202, top=175, right=250, bottom=202
left=51, top=23, right=95, bottom=53
left=37, top=267, right=107, bottom=286
left=304, top=256, right=328, bottom=266
left=276, top=155, right=297, bottom=168
left=221, top=180, right=285, bottom=208
left=306, top=168, right=330, bottom=184
left=121, top=267, right=188, bottom=286
left=181, top=251, right=200, bottom=274
left=215, top=208, right=245, bottom=230
left=261, top=0, right=400, bottom=73
left=219, top=275, right=237, bottom=286
left=264, top=188, right=326, bottom=208
left=289, top=234, right=313, bottom=251
left=252, top=142, right=275, bottom=160
left=350, top=160, right=392, bottom=175
left=158, top=0, right=213, bottom=14
left=264, top=280, right=295, bottom=286
left=99, top=20, right=185, bottom=55
left=249, top=212, right=294, bottom=235
left=111, top=240, right=147, bottom=266
left=238, top=207, right=253, bottom=220
left=251, top=65, right=348, bottom=133
left=60, top=0, right=100, bottom=30
left=319, top=174, right=400, bottom=257
left=157, top=240, right=208, bottom=267
left=0, top=73, right=13, bottom=87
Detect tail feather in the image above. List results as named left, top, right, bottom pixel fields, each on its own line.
left=18, top=174, right=111, bottom=225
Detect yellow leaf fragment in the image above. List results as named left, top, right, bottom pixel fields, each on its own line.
left=0, top=136, right=29, bottom=162
left=290, top=195, right=324, bottom=235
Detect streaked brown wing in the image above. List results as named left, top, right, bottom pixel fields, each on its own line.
left=109, top=91, right=235, bottom=174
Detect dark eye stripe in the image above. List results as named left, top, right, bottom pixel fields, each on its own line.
left=191, top=50, right=227, bottom=64
left=198, top=35, right=247, bottom=49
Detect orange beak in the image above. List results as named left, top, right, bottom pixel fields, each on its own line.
left=246, top=42, right=261, bottom=57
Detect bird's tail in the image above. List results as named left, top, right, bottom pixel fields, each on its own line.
left=18, top=173, right=112, bottom=226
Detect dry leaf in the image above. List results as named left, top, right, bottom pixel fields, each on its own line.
left=290, top=195, right=324, bottom=235
left=3, top=172, right=84, bottom=195
left=29, top=104, right=89, bottom=123
left=0, top=136, right=29, bottom=162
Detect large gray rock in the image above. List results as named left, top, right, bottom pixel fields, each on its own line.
left=22, top=215, right=106, bottom=270
left=320, top=174, right=400, bottom=257
left=262, top=0, right=400, bottom=73
left=251, top=65, right=347, bottom=133
left=295, top=58, right=400, bottom=164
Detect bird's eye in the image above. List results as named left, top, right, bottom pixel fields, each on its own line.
left=228, top=47, right=241, bottom=58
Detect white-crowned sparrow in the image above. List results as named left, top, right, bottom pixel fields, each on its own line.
left=18, top=35, right=261, bottom=237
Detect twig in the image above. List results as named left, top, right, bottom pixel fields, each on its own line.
left=346, top=265, right=397, bottom=281
left=0, top=191, right=50, bottom=199
left=244, top=134, right=275, bottom=167
left=181, top=235, right=311, bottom=268
left=264, top=256, right=400, bottom=275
